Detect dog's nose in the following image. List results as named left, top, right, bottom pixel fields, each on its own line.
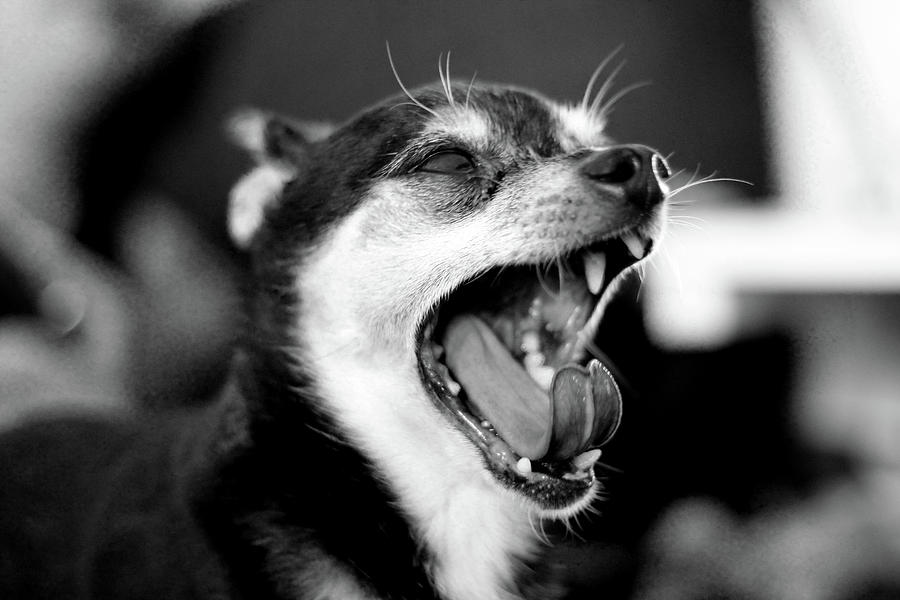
left=579, top=145, right=670, bottom=209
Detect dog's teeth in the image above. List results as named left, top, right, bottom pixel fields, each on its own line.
left=521, top=331, right=541, bottom=354
left=583, top=252, right=607, bottom=295
left=432, top=343, right=445, bottom=359
left=622, top=232, right=646, bottom=259
left=516, top=457, right=532, bottom=474
left=573, top=448, right=603, bottom=471
left=446, top=380, right=461, bottom=396
left=526, top=364, right=555, bottom=391
left=523, top=352, right=544, bottom=370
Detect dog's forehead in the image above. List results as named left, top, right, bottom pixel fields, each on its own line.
left=419, top=86, right=606, bottom=156
left=343, top=84, right=605, bottom=159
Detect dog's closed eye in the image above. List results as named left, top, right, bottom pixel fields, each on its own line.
left=417, top=150, right=476, bottom=175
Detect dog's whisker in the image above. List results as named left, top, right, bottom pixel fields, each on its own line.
left=635, top=262, right=646, bottom=302
left=658, top=246, right=685, bottom=296
left=386, top=42, right=438, bottom=118
left=666, top=199, right=700, bottom=208
left=535, top=264, right=558, bottom=298
left=464, top=71, right=478, bottom=110
left=305, top=424, right=351, bottom=447
left=667, top=213, right=707, bottom=222
left=593, top=80, right=651, bottom=120
left=667, top=166, right=686, bottom=180
left=668, top=218, right=705, bottom=230
left=588, top=60, right=627, bottom=117
left=580, top=45, right=624, bottom=111
left=668, top=176, right=752, bottom=199
left=437, top=51, right=455, bottom=108
left=593, top=461, right=624, bottom=475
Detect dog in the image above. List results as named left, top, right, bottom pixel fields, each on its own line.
left=0, top=67, right=669, bottom=599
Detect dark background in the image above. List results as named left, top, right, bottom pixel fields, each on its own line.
left=79, top=0, right=767, bottom=255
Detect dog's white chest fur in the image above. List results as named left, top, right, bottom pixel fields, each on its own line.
left=294, top=215, right=541, bottom=600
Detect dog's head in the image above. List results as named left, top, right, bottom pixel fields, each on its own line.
left=229, top=80, right=668, bottom=519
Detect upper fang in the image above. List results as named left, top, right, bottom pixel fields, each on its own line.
left=583, top=252, right=607, bottom=295
left=622, top=233, right=646, bottom=260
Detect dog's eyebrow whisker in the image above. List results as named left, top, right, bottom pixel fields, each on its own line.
left=592, top=80, right=651, bottom=120
left=445, top=52, right=455, bottom=107
left=464, top=71, right=478, bottom=110
left=580, top=45, right=624, bottom=111
left=588, top=60, right=627, bottom=117
left=386, top=42, right=439, bottom=118
left=390, top=101, right=439, bottom=116
left=437, top=51, right=455, bottom=108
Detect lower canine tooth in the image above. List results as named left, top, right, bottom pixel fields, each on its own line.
left=583, top=252, right=607, bottom=295
left=446, top=380, right=461, bottom=396
left=516, top=457, right=532, bottom=474
left=526, top=364, right=555, bottom=391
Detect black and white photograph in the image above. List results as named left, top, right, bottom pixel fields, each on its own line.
left=1, top=1, right=899, bottom=598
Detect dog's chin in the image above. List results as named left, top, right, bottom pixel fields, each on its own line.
left=415, top=228, right=655, bottom=514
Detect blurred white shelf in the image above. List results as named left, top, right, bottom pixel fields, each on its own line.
left=644, top=203, right=900, bottom=349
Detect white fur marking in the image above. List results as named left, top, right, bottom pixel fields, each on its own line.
left=423, top=107, right=493, bottom=152
left=554, top=104, right=606, bottom=152
left=228, top=164, right=292, bottom=248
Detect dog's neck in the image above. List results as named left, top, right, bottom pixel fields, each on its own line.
left=199, top=339, right=552, bottom=600
left=304, top=344, right=542, bottom=600
left=286, top=235, right=547, bottom=599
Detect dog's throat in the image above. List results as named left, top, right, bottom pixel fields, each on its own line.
left=442, top=314, right=621, bottom=461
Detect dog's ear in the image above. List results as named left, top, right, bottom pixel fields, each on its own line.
left=227, top=110, right=335, bottom=249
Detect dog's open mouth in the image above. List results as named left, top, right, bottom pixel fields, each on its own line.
left=417, top=230, right=652, bottom=509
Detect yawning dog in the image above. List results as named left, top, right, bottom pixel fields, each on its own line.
left=0, top=70, right=669, bottom=599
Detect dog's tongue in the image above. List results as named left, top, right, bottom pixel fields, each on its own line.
left=442, top=315, right=622, bottom=461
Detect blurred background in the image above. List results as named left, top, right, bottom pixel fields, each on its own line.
left=2, top=1, right=899, bottom=598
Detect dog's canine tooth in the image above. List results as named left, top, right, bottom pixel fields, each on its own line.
left=622, top=232, right=646, bottom=259
left=516, top=457, right=532, bottom=474
left=573, top=448, right=604, bottom=472
left=583, top=251, right=607, bottom=295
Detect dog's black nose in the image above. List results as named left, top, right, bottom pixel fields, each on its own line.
left=580, top=145, right=670, bottom=209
